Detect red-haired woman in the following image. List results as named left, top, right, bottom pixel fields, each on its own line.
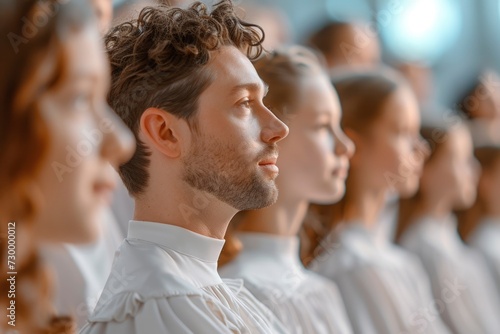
left=0, top=0, right=134, bottom=332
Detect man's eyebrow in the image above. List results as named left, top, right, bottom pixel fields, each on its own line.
left=230, top=80, right=269, bottom=96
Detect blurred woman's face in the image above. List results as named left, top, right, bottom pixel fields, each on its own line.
left=425, top=126, right=479, bottom=211
left=92, top=0, right=113, bottom=34
left=353, top=87, right=426, bottom=197
left=276, top=74, right=354, bottom=203
left=33, top=24, right=135, bottom=244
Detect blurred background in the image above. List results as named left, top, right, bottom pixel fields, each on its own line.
left=112, top=0, right=500, bottom=119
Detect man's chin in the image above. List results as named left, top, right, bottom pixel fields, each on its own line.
left=234, top=187, right=279, bottom=211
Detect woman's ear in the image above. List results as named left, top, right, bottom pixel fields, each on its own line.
left=139, top=107, right=184, bottom=158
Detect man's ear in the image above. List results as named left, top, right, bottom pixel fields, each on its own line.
left=139, top=107, right=185, bottom=158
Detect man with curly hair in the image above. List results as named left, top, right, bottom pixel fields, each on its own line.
left=80, top=1, right=289, bottom=333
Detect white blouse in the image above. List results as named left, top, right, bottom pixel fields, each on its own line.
left=309, top=223, right=451, bottom=334
left=219, top=233, right=353, bottom=334
left=42, top=208, right=123, bottom=329
left=79, top=220, right=286, bottom=334
left=469, top=218, right=500, bottom=297
left=401, top=216, right=500, bottom=334
left=373, top=193, right=399, bottom=246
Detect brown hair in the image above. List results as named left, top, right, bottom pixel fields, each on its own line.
left=308, top=21, right=352, bottom=60
left=0, top=0, right=93, bottom=332
left=454, top=71, right=496, bottom=119
left=253, top=46, right=327, bottom=121
left=300, top=69, right=407, bottom=265
left=104, top=0, right=265, bottom=196
left=395, top=121, right=462, bottom=242
left=456, top=145, right=500, bottom=241
left=219, top=45, right=329, bottom=267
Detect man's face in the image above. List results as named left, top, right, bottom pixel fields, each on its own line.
left=182, top=46, right=289, bottom=210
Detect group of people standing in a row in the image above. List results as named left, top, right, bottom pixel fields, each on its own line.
left=1, top=0, right=500, bottom=333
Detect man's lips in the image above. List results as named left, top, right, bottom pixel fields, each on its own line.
left=258, top=155, right=279, bottom=174
left=258, top=156, right=278, bottom=166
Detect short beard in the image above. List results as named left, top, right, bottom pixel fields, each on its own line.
left=182, top=134, right=278, bottom=210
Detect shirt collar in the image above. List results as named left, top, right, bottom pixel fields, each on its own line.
left=236, top=232, right=303, bottom=270
left=415, top=215, right=462, bottom=251
left=127, top=220, right=225, bottom=263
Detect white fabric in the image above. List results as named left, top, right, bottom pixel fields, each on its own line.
left=309, top=223, right=451, bottom=334
left=373, top=193, right=399, bottom=246
left=219, top=232, right=353, bottom=334
left=80, top=220, right=287, bottom=334
left=469, top=217, right=500, bottom=297
left=110, top=176, right=134, bottom=236
left=401, top=216, right=500, bottom=334
left=42, top=208, right=123, bottom=329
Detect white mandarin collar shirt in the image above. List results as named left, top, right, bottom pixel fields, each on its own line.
left=80, top=220, right=286, bottom=334
left=220, top=232, right=353, bottom=334
left=470, top=217, right=500, bottom=296
left=310, top=222, right=451, bottom=334
left=127, top=220, right=224, bottom=287
left=42, top=208, right=123, bottom=329
left=401, top=215, right=500, bottom=334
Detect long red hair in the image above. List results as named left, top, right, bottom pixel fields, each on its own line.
left=0, top=0, right=94, bottom=332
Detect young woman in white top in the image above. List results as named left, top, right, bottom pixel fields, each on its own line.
left=398, top=123, right=500, bottom=334
left=303, top=69, right=451, bottom=334
left=0, top=1, right=134, bottom=332
left=219, top=46, right=355, bottom=334
left=458, top=146, right=500, bottom=297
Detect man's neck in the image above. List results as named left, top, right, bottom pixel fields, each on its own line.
left=133, top=185, right=236, bottom=239
left=237, top=196, right=308, bottom=236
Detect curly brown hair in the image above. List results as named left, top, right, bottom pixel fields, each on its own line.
left=104, top=0, right=265, bottom=196
left=0, top=0, right=93, bottom=333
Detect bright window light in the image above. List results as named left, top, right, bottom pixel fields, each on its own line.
left=379, top=0, right=462, bottom=64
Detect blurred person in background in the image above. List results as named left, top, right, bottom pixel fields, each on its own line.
left=41, top=0, right=134, bottom=329
left=374, top=61, right=437, bottom=247
left=308, top=21, right=381, bottom=73
left=303, top=69, right=451, bottom=334
left=0, top=0, right=134, bottom=332
left=394, top=61, right=437, bottom=118
left=236, top=3, right=292, bottom=50
left=81, top=2, right=290, bottom=333
left=398, top=122, right=500, bottom=334
left=457, top=145, right=500, bottom=298
left=92, top=0, right=113, bottom=34
left=219, top=45, right=355, bottom=334
left=113, top=0, right=159, bottom=25
left=455, top=70, right=500, bottom=146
